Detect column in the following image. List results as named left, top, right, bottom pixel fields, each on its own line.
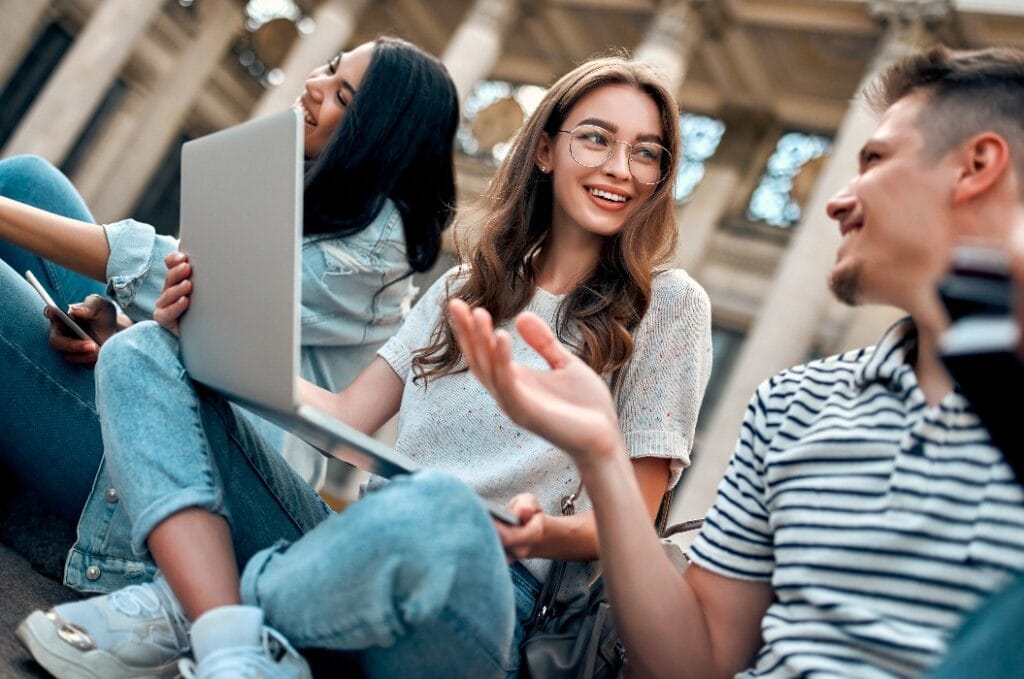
left=670, top=0, right=952, bottom=524
left=0, top=0, right=50, bottom=89
left=250, top=0, right=370, bottom=120
left=674, top=116, right=767, bottom=273
left=86, top=0, right=242, bottom=220
left=441, top=0, right=519, bottom=105
left=1, top=0, right=166, bottom=165
left=633, top=0, right=703, bottom=94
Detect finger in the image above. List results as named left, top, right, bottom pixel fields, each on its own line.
left=63, top=348, right=100, bottom=366
left=449, top=300, right=484, bottom=375
left=507, top=493, right=543, bottom=517
left=49, top=322, right=96, bottom=354
left=156, top=279, right=191, bottom=309
left=162, top=261, right=192, bottom=291
left=67, top=303, right=97, bottom=321
left=515, top=312, right=574, bottom=369
left=165, top=251, right=187, bottom=269
left=470, top=307, right=499, bottom=386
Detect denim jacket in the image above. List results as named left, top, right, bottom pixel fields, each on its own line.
left=66, top=200, right=415, bottom=593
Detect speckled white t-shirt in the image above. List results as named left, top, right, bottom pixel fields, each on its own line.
left=377, top=266, right=712, bottom=581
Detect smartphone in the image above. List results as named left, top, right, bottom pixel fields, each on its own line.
left=24, top=270, right=94, bottom=342
left=937, top=246, right=1023, bottom=480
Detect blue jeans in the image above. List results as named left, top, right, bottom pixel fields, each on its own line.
left=95, top=322, right=533, bottom=677
left=0, top=155, right=107, bottom=521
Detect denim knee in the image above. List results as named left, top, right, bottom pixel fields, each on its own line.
left=97, top=321, right=180, bottom=380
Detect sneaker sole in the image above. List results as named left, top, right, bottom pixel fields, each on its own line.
left=16, top=610, right=182, bottom=679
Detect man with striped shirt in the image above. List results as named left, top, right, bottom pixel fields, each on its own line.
left=450, top=45, right=1024, bottom=678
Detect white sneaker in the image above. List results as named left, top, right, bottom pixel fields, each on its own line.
left=16, top=577, right=190, bottom=679
left=178, top=605, right=311, bottom=679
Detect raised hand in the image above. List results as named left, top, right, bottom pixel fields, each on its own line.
left=46, top=294, right=118, bottom=367
left=448, top=299, right=623, bottom=469
left=153, top=251, right=192, bottom=336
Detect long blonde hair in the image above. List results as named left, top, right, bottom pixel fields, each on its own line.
left=414, top=57, right=681, bottom=382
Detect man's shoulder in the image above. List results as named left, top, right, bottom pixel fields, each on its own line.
left=758, top=345, right=874, bottom=405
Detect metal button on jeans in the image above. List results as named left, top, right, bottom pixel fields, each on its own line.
left=85, top=566, right=101, bottom=581
left=104, top=488, right=119, bottom=503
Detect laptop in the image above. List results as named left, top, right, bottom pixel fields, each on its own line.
left=177, top=109, right=518, bottom=524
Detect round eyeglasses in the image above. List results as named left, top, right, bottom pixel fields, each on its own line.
left=557, top=125, right=671, bottom=185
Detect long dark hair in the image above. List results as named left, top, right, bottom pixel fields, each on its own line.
left=302, top=37, right=460, bottom=273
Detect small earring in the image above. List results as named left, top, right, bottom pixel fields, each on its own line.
left=539, top=165, right=548, bottom=173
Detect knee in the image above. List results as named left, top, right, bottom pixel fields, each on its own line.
left=388, top=471, right=504, bottom=566
left=96, top=321, right=181, bottom=390
left=0, top=155, right=63, bottom=196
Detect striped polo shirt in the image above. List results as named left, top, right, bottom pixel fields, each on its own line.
left=689, top=318, right=1024, bottom=678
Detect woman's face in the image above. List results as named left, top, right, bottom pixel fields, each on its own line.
left=295, top=41, right=375, bottom=158
left=536, top=84, right=664, bottom=242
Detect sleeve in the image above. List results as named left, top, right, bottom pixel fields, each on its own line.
left=376, top=267, right=463, bottom=381
left=687, top=380, right=775, bottom=582
left=614, top=270, right=713, bottom=489
left=103, top=219, right=177, bottom=321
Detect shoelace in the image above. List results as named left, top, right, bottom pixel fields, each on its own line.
left=178, top=627, right=305, bottom=679
left=107, top=581, right=191, bottom=653
left=107, top=583, right=165, bottom=618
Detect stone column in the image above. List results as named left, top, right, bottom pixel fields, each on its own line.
left=0, top=0, right=51, bottom=89
left=675, top=116, right=766, bottom=273
left=633, top=0, right=703, bottom=95
left=670, top=0, right=953, bottom=524
left=1, top=0, right=166, bottom=165
left=86, top=0, right=242, bottom=220
left=250, top=0, right=370, bottom=120
left=441, top=0, right=519, bottom=105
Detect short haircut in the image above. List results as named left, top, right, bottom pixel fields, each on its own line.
left=866, top=45, right=1024, bottom=179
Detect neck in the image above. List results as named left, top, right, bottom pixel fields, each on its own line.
left=908, top=293, right=953, bottom=407
left=534, top=224, right=603, bottom=295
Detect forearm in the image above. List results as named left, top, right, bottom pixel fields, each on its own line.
left=578, top=448, right=724, bottom=678
left=0, top=197, right=110, bottom=281
left=532, top=512, right=599, bottom=561
left=298, top=357, right=403, bottom=436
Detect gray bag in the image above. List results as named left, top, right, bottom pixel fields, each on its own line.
left=519, top=485, right=699, bottom=678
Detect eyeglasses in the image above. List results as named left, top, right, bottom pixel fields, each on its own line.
left=557, top=125, right=671, bottom=185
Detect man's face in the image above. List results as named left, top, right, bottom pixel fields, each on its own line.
left=826, top=92, right=961, bottom=308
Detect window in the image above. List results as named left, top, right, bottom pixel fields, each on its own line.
left=458, top=80, right=546, bottom=163
left=0, top=23, right=72, bottom=149
left=697, top=325, right=744, bottom=429
left=675, top=113, right=725, bottom=203
left=746, top=131, right=831, bottom=228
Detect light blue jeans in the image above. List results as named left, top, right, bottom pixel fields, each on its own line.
left=0, top=155, right=107, bottom=521
left=95, top=321, right=535, bottom=677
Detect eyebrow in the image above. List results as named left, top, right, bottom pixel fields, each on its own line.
left=333, top=52, right=358, bottom=97
left=574, top=117, right=664, bottom=144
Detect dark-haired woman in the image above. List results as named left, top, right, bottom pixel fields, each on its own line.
left=19, top=56, right=712, bottom=678
left=2, top=35, right=458, bottom=672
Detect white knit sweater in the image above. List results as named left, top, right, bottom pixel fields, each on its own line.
left=378, top=267, right=712, bottom=581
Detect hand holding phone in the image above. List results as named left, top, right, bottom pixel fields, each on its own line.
left=25, top=270, right=93, bottom=341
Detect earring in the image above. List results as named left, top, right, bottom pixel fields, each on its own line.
left=539, top=165, right=548, bottom=173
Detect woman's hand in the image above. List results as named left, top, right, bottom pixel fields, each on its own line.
left=448, top=299, right=624, bottom=470
left=495, top=493, right=546, bottom=560
left=153, top=252, right=192, bottom=336
left=46, top=294, right=119, bottom=367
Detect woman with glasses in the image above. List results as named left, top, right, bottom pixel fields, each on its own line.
left=19, top=56, right=711, bottom=677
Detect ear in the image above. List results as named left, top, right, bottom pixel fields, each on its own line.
left=535, top=132, right=554, bottom=173
left=952, top=132, right=1011, bottom=205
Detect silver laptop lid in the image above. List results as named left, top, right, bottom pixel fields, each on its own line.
left=178, top=109, right=303, bottom=412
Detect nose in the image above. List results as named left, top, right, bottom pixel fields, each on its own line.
left=602, top=142, right=632, bottom=180
left=304, top=71, right=329, bottom=102
left=826, top=180, right=856, bottom=222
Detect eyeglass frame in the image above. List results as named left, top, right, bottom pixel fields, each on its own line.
left=555, top=125, right=672, bottom=186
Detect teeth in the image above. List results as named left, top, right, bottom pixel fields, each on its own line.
left=295, top=102, right=316, bottom=126
left=589, top=188, right=627, bottom=203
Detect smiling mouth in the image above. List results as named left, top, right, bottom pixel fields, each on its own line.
left=586, top=187, right=629, bottom=204
left=295, top=100, right=317, bottom=127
